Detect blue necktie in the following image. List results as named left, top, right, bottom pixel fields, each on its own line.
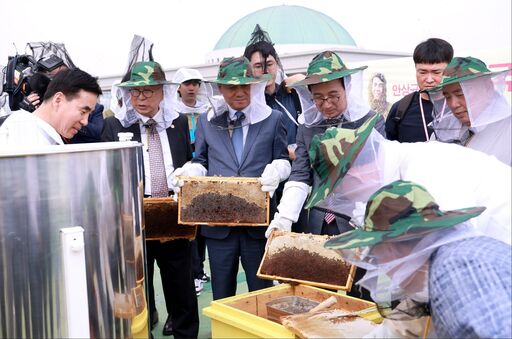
left=231, top=111, right=245, bottom=163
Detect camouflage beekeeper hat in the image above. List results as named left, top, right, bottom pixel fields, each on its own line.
left=306, top=114, right=379, bottom=209
left=212, top=56, right=272, bottom=85
left=289, top=51, right=367, bottom=87
left=324, top=180, right=486, bottom=250
left=118, top=61, right=173, bottom=87
left=426, top=56, right=509, bottom=93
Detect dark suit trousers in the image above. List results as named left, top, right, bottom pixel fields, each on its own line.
left=205, top=228, right=272, bottom=300
left=191, top=234, right=207, bottom=279
left=146, top=239, right=199, bottom=339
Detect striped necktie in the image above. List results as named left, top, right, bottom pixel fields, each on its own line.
left=324, top=212, right=336, bottom=224
left=324, top=195, right=336, bottom=224
left=145, top=118, right=168, bottom=197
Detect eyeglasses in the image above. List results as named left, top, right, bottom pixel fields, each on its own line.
left=129, top=88, right=154, bottom=98
left=313, top=95, right=341, bottom=106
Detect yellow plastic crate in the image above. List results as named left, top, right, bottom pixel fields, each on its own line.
left=203, top=283, right=378, bottom=338
left=131, top=306, right=149, bottom=339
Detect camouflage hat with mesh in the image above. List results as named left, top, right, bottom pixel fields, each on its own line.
left=117, top=61, right=173, bottom=87
left=426, top=56, right=509, bottom=93
left=306, top=114, right=379, bottom=209
left=289, top=51, right=367, bottom=87
left=212, top=56, right=272, bottom=85
left=324, top=180, right=485, bottom=250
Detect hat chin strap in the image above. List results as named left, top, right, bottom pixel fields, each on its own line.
left=418, top=94, right=431, bottom=141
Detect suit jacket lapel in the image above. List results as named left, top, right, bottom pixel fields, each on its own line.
left=123, top=123, right=144, bottom=186
left=165, top=125, right=182, bottom=165
left=240, top=121, right=263, bottom=167
left=212, top=112, right=239, bottom=165
left=125, top=123, right=142, bottom=142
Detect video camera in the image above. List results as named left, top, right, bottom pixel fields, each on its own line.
left=1, top=54, right=65, bottom=112
left=1, top=42, right=74, bottom=112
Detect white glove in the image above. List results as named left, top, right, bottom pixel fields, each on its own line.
left=258, top=159, right=291, bottom=198
left=265, top=181, right=309, bottom=238
left=171, top=161, right=207, bottom=193
left=265, top=212, right=293, bottom=238
left=363, top=321, right=402, bottom=338
left=363, top=318, right=425, bottom=338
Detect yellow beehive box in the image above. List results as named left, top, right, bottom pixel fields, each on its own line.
left=203, top=283, right=378, bottom=338
left=177, top=176, right=270, bottom=226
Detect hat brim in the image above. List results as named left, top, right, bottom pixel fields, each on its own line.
left=305, top=113, right=379, bottom=209
left=210, top=73, right=272, bottom=85
left=117, top=79, right=175, bottom=88
left=289, top=66, right=367, bottom=87
left=426, top=69, right=509, bottom=93
left=325, top=206, right=486, bottom=250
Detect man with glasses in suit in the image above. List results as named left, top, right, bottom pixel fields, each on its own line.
left=101, top=61, right=198, bottom=338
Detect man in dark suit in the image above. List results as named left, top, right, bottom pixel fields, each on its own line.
left=101, top=61, right=198, bottom=338
left=173, top=57, right=291, bottom=300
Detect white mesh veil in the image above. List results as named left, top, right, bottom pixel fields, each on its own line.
left=206, top=81, right=271, bottom=125
left=114, top=85, right=179, bottom=129
left=292, top=85, right=316, bottom=123
left=429, top=72, right=511, bottom=144
left=110, top=35, right=154, bottom=118
left=337, top=224, right=481, bottom=305
left=243, top=24, right=286, bottom=85
left=297, top=71, right=371, bottom=126
left=315, top=130, right=399, bottom=220
left=27, top=41, right=76, bottom=70
left=171, top=68, right=213, bottom=115
left=125, top=35, right=154, bottom=73
left=110, top=35, right=178, bottom=128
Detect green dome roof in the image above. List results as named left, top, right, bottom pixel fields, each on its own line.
left=214, top=5, right=357, bottom=50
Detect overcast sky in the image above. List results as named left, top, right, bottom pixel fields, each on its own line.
left=0, top=0, right=510, bottom=78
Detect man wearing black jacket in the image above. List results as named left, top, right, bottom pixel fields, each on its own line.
left=385, top=38, right=453, bottom=142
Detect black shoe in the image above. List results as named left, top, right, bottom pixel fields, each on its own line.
left=162, top=316, right=173, bottom=336
left=150, top=309, right=159, bottom=330
left=200, top=272, right=211, bottom=282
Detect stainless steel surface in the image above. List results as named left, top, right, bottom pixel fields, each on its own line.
left=0, top=142, right=146, bottom=338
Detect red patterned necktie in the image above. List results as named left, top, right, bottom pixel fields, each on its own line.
left=146, top=119, right=168, bottom=197
left=324, top=212, right=336, bottom=224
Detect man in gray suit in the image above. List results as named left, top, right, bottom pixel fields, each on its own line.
left=173, top=56, right=290, bottom=300
left=266, top=51, right=386, bottom=238
left=265, top=51, right=386, bottom=302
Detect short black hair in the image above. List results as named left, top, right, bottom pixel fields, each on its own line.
left=182, top=79, right=202, bottom=86
left=244, top=41, right=280, bottom=63
left=243, top=24, right=281, bottom=66
left=43, top=68, right=102, bottom=101
left=413, top=38, right=454, bottom=65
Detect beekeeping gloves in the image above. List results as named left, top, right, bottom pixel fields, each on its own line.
left=259, top=159, right=291, bottom=198
left=265, top=181, right=309, bottom=238
left=171, top=161, right=207, bottom=192
left=363, top=318, right=429, bottom=338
